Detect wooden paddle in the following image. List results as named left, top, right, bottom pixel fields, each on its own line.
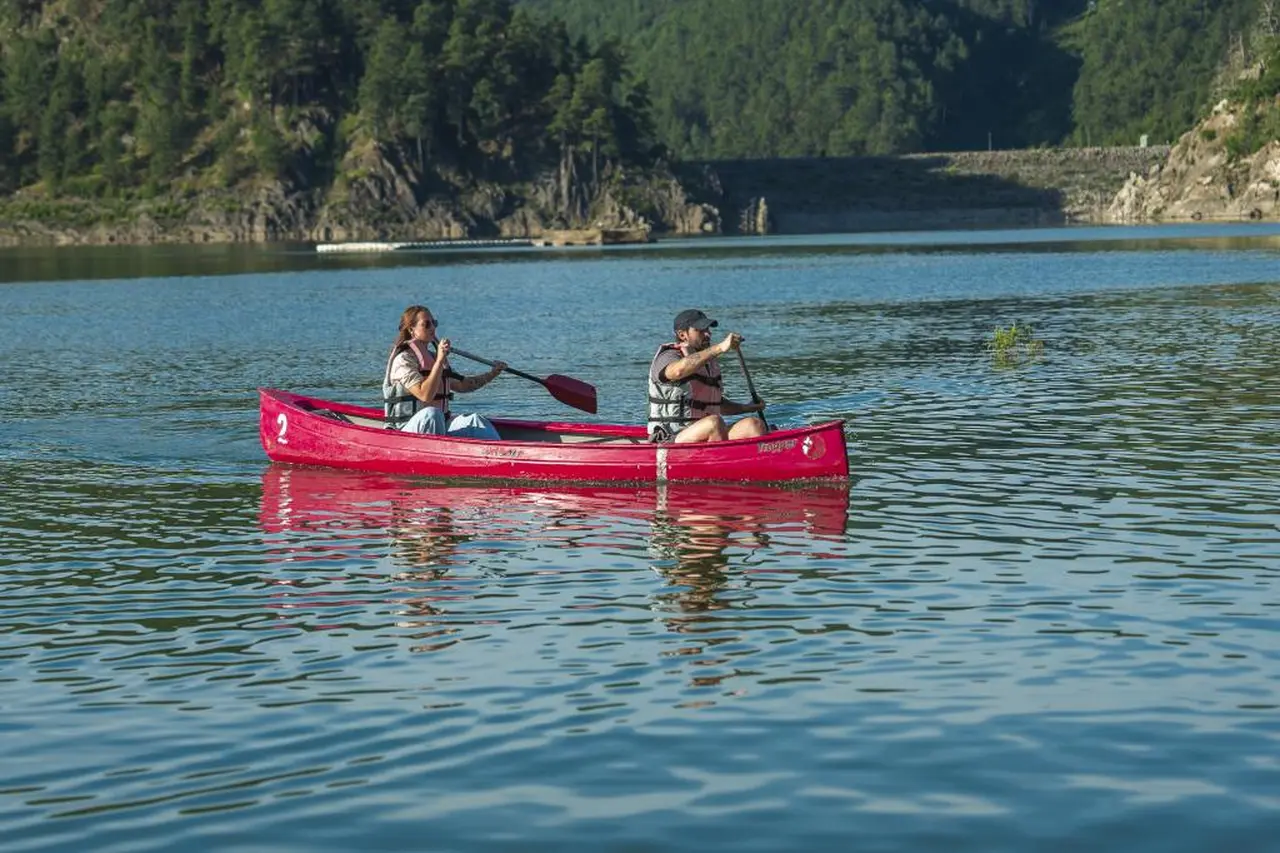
left=449, top=346, right=598, bottom=414
left=736, top=348, right=770, bottom=432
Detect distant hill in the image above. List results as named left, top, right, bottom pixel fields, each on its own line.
left=520, top=0, right=1265, bottom=158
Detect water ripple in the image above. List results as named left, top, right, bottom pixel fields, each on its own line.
left=3, top=246, right=1280, bottom=851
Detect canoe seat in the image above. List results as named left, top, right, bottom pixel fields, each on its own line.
left=496, top=424, right=645, bottom=445
left=314, top=408, right=354, bottom=424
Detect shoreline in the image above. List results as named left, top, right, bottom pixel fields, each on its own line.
left=9, top=144, right=1271, bottom=248
left=5, top=205, right=1273, bottom=252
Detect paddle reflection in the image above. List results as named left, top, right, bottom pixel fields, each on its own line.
left=259, top=466, right=850, bottom=649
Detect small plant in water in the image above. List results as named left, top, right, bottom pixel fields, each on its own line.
left=988, top=322, right=1045, bottom=364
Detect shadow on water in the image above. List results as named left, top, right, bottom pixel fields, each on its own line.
left=0, top=243, right=316, bottom=283
left=699, top=154, right=1066, bottom=229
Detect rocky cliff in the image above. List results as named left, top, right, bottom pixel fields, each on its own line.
left=0, top=144, right=720, bottom=247
left=3, top=140, right=1222, bottom=246
left=1107, top=98, right=1280, bottom=223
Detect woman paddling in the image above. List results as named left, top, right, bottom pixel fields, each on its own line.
left=383, top=305, right=507, bottom=439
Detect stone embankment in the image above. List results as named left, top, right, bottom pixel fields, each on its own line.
left=696, top=147, right=1172, bottom=234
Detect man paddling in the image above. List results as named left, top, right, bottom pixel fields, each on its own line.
left=647, top=309, right=767, bottom=443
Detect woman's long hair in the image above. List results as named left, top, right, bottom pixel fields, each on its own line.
left=390, top=305, right=431, bottom=361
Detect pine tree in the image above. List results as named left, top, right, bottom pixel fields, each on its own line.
left=359, top=19, right=409, bottom=140
left=38, top=55, right=81, bottom=194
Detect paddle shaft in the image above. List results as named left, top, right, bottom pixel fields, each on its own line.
left=447, top=346, right=543, bottom=386
left=736, top=349, right=770, bottom=432
left=447, top=345, right=598, bottom=413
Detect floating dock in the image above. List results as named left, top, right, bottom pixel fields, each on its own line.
left=315, top=238, right=533, bottom=254
left=316, top=228, right=652, bottom=253
left=534, top=228, right=653, bottom=247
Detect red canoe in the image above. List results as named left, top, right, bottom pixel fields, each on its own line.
left=259, top=388, right=849, bottom=483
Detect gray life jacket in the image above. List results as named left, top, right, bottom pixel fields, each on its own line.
left=646, top=342, right=723, bottom=440
left=383, top=339, right=457, bottom=429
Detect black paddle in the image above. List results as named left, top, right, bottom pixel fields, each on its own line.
left=449, top=346, right=598, bottom=414
left=736, top=348, right=770, bottom=432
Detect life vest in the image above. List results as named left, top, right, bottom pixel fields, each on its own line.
left=383, top=339, right=456, bottom=428
left=647, top=341, right=722, bottom=439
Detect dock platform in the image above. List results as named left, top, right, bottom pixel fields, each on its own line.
left=316, top=228, right=652, bottom=253
left=315, top=238, right=533, bottom=254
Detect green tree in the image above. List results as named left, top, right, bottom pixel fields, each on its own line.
left=98, top=101, right=132, bottom=195
left=3, top=34, right=49, bottom=144
left=177, top=0, right=206, bottom=115
left=573, top=57, right=617, bottom=186
left=136, top=22, right=181, bottom=186
left=38, top=57, right=76, bottom=193
left=263, top=0, right=341, bottom=106
left=401, top=42, right=437, bottom=171
left=252, top=112, right=287, bottom=177
left=0, top=79, right=12, bottom=194
left=358, top=19, right=410, bottom=139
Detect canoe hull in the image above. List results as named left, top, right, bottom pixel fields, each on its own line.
left=259, top=388, right=849, bottom=483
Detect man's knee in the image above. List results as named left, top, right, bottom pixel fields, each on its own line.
left=730, top=416, right=766, bottom=439
left=676, top=414, right=728, bottom=443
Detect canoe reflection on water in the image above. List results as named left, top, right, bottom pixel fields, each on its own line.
left=259, top=465, right=850, bottom=636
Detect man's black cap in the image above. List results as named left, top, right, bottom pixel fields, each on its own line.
left=673, top=309, right=718, bottom=333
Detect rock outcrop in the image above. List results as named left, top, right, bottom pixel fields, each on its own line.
left=0, top=144, right=721, bottom=247
left=1107, top=98, right=1280, bottom=222
left=12, top=135, right=1256, bottom=245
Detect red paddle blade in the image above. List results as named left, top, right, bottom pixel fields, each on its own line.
left=545, top=374, right=598, bottom=414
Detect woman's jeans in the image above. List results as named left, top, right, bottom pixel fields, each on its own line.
left=402, top=408, right=501, bottom=440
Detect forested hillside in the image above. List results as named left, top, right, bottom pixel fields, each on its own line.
left=1, top=0, right=1275, bottom=224
left=0, top=0, right=655, bottom=201
left=522, top=0, right=1271, bottom=158
left=1066, top=0, right=1266, bottom=146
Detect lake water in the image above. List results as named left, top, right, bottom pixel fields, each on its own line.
left=2, top=224, right=1279, bottom=852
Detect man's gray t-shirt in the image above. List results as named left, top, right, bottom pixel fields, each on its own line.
left=650, top=348, right=681, bottom=385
